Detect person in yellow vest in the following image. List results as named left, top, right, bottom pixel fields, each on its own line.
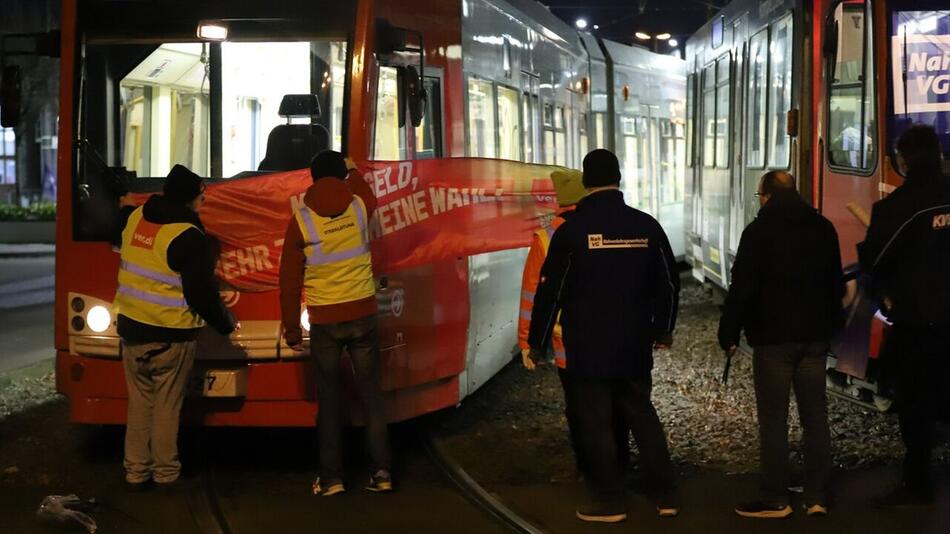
left=114, top=164, right=237, bottom=489
left=280, top=150, right=391, bottom=497
left=518, top=169, right=632, bottom=480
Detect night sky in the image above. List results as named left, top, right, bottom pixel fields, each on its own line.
left=542, top=0, right=727, bottom=48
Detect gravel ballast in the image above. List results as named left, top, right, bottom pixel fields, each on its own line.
left=439, top=279, right=949, bottom=483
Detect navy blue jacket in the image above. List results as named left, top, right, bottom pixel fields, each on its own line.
left=527, top=189, right=680, bottom=380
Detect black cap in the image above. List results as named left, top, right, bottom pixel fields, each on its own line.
left=163, top=164, right=203, bottom=204
left=310, top=150, right=348, bottom=182
left=582, top=149, right=621, bottom=188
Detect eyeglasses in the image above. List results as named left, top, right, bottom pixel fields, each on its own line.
left=754, top=192, right=763, bottom=197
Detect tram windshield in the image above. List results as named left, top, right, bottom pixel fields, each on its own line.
left=72, top=2, right=355, bottom=240
left=889, top=5, right=950, bottom=174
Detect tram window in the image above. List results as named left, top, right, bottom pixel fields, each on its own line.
left=827, top=2, right=876, bottom=172
left=373, top=66, right=406, bottom=160
left=543, top=103, right=554, bottom=128
left=556, top=107, right=567, bottom=166
left=715, top=55, right=731, bottom=169
left=522, top=93, right=534, bottom=163
left=467, top=78, right=496, bottom=158
left=702, top=66, right=716, bottom=168
left=119, top=43, right=211, bottom=178
left=768, top=16, right=793, bottom=169
left=746, top=29, right=769, bottom=168
left=497, top=85, right=521, bottom=161
left=221, top=41, right=324, bottom=175
left=579, top=112, right=589, bottom=157
left=414, top=77, right=442, bottom=159
left=544, top=131, right=555, bottom=165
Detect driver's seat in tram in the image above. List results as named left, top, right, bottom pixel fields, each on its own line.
left=258, top=94, right=330, bottom=172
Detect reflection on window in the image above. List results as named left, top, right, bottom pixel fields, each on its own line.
left=747, top=30, right=769, bottom=168
left=374, top=66, right=406, bottom=160
left=702, top=65, right=716, bottom=167
left=468, top=78, right=496, bottom=158
left=889, top=9, right=950, bottom=175
left=556, top=107, right=567, bottom=166
left=686, top=74, right=695, bottom=166
left=660, top=119, right=686, bottom=205
left=497, top=85, right=521, bottom=161
left=0, top=119, right=14, bottom=185
left=579, top=112, right=589, bottom=158
left=769, top=16, right=793, bottom=168
left=595, top=113, right=606, bottom=150
left=119, top=43, right=210, bottom=178
left=415, top=77, right=442, bottom=159
left=715, top=55, right=731, bottom=168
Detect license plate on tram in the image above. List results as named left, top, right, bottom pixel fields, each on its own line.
left=189, top=369, right=248, bottom=397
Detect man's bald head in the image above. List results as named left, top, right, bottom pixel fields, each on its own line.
left=760, top=171, right=796, bottom=197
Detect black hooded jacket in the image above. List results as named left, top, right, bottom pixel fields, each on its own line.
left=115, top=195, right=235, bottom=342
left=858, top=168, right=950, bottom=326
left=718, top=191, right=845, bottom=349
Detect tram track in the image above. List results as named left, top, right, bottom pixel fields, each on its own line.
left=185, top=424, right=545, bottom=534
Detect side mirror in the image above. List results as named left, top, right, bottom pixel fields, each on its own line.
left=403, top=65, right=426, bottom=128
left=1, top=65, right=22, bottom=128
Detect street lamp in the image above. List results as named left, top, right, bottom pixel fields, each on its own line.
left=669, top=38, right=678, bottom=47
left=656, top=32, right=672, bottom=40
left=575, top=18, right=588, bottom=30
left=635, top=31, right=652, bottom=41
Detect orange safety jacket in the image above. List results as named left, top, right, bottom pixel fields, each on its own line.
left=518, top=207, right=573, bottom=368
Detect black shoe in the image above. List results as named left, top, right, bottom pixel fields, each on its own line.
left=735, top=500, right=793, bottom=519
left=873, top=487, right=934, bottom=509
left=656, top=491, right=681, bottom=518
left=576, top=502, right=627, bottom=523
left=312, top=477, right=345, bottom=496
left=125, top=479, right=153, bottom=492
left=805, top=503, right=828, bottom=516
left=364, top=470, right=393, bottom=493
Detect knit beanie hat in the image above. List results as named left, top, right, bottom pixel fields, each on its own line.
left=310, top=150, right=348, bottom=182
left=582, top=149, right=621, bottom=188
left=163, top=164, right=204, bottom=204
left=550, top=168, right=587, bottom=207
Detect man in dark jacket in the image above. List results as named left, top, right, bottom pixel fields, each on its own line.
left=859, top=125, right=950, bottom=507
left=718, top=170, right=844, bottom=518
left=528, top=149, right=680, bottom=523
left=114, top=164, right=237, bottom=488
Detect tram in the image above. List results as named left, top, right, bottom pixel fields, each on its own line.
left=5, top=0, right=686, bottom=426
left=685, top=0, right=949, bottom=408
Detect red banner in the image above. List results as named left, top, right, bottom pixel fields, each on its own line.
left=193, top=159, right=560, bottom=291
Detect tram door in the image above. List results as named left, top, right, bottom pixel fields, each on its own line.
left=728, top=16, right=748, bottom=257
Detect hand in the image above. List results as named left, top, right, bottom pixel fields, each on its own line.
left=234, top=322, right=242, bottom=331
left=290, top=342, right=304, bottom=352
left=344, top=157, right=358, bottom=172
left=520, top=348, right=536, bottom=371
left=284, top=328, right=303, bottom=351
left=653, top=333, right=673, bottom=350
left=726, top=345, right=737, bottom=357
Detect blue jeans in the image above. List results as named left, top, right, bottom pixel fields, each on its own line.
left=311, top=315, right=391, bottom=480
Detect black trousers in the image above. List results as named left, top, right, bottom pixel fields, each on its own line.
left=892, top=324, right=950, bottom=496
left=557, top=368, right=631, bottom=475
left=570, top=375, right=674, bottom=503
left=311, top=315, right=392, bottom=481
left=752, top=343, right=831, bottom=506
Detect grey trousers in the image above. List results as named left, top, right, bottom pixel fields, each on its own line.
left=121, top=340, right=196, bottom=484
left=753, top=342, right=832, bottom=506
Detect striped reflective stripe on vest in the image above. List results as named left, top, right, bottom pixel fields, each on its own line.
left=120, top=260, right=182, bottom=288
left=116, top=284, right=188, bottom=308
left=299, top=200, right=370, bottom=266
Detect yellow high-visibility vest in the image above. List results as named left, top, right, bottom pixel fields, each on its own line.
left=294, top=196, right=375, bottom=306
left=114, top=207, right=205, bottom=329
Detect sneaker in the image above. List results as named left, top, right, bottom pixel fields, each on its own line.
left=312, top=477, right=345, bottom=496
left=365, top=470, right=393, bottom=493
left=873, top=487, right=934, bottom=509
left=124, top=479, right=153, bottom=492
left=576, top=502, right=627, bottom=523
left=735, top=500, right=793, bottom=518
left=805, top=503, right=828, bottom=516
left=656, top=493, right=681, bottom=518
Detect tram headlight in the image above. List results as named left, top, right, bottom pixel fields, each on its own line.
left=86, top=305, right=112, bottom=333
left=300, top=309, right=310, bottom=332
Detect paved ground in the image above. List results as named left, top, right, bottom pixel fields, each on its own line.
left=0, top=253, right=54, bottom=374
